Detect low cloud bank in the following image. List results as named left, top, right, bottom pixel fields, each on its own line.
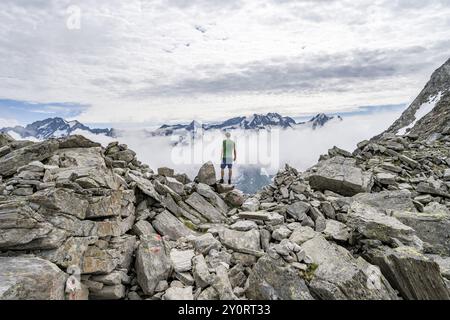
left=79, top=108, right=403, bottom=179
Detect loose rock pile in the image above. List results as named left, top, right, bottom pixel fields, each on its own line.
left=0, top=129, right=449, bottom=300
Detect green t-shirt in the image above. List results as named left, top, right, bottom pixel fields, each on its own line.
left=222, top=139, right=235, bottom=162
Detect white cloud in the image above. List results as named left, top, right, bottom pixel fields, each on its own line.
left=0, top=0, right=449, bottom=123
left=80, top=108, right=403, bottom=179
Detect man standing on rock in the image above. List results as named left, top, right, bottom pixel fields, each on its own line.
left=220, top=132, right=236, bottom=184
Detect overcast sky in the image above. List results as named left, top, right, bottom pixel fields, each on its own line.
left=1, top=0, right=449, bottom=125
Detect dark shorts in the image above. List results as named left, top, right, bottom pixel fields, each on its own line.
left=220, top=159, right=232, bottom=169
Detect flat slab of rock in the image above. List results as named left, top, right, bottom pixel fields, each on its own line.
left=196, top=183, right=229, bottom=214
left=301, top=236, right=398, bottom=300
left=347, top=202, right=418, bottom=247
left=170, top=249, right=195, bottom=273
left=0, top=256, right=66, bottom=300
left=152, top=210, right=195, bottom=240
left=308, top=156, right=374, bottom=196
left=365, top=246, right=450, bottom=300
left=393, top=210, right=450, bottom=255
left=128, top=173, right=161, bottom=202
left=286, top=202, right=311, bottom=221
left=218, top=228, right=263, bottom=256
left=185, top=192, right=226, bottom=223
left=351, top=190, right=417, bottom=212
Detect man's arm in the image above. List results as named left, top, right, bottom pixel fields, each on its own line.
left=234, top=144, right=237, bottom=161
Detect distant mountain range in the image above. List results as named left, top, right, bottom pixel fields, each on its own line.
left=0, top=117, right=116, bottom=140
left=153, top=112, right=343, bottom=136
left=0, top=112, right=343, bottom=141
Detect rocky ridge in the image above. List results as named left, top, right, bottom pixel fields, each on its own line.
left=1, top=124, right=449, bottom=300
left=1, top=58, right=450, bottom=301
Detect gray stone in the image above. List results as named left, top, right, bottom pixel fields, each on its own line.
left=301, top=236, right=398, bottom=300
left=58, top=135, right=101, bottom=149
left=170, top=249, right=195, bottom=273
left=132, top=220, right=156, bottom=237
left=158, top=167, right=175, bottom=177
left=195, top=183, right=229, bottom=214
left=128, top=173, right=161, bottom=202
left=365, top=246, right=450, bottom=300
left=212, top=265, right=237, bottom=300
left=286, top=202, right=311, bottom=221
left=289, top=226, right=319, bottom=245
left=197, top=286, right=219, bottom=300
left=308, top=156, right=374, bottom=196
left=192, top=233, right=222, bottom=254
left=376, top=172, right=397, bottom=185
left=0, top=140, right=59, bottom=177
left=427, top=255, right=450, bottom=279
left=323, top=220, right=350, bottom=242
left=135, top=235, right=172, bottom=296
left=224, top=189, right=245, bottom=207
left=352, top=190, right=417, bottom=212
left=152, top=210, right=195, bottom=240
left=272, top=225, right=292, bottom=241
left=185, top=192, right=226, bottom=223
left=242, top=197, right=260, bottom=211
left=393, top=210, right=450, bottom=255
left=0, top=256, right=66, bottom=300
left=90, top=284, right=126, bottom=300
left=164, top=177, right=185, bottom=195
left=246, top=255, right=314, bottom=300
left=218, top=228, right=262, bottom=255
left=163, top=286, right=194, bottom=300
left=91, top=271, right=130, bottom=286
left=196, top=161, right=216, bottom=185
left=192, top=255, right=213, bottom=288
left=30, top=188, right=89, bottom=220
left=347, top=201, right=419, bottom=247
left=229, top=220, right=258, bottom=231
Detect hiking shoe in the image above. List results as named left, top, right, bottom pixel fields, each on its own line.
left=228, top=179, right=232, bottom=185
left=219, top=179, right=224, bottom=184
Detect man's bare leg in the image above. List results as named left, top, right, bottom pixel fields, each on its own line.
left=220, top=169, right=225, bottom=183
left=228, top=168, right=233, bottom=184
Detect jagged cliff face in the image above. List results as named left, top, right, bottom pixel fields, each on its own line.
left=1, top=59, right=450, bottom=301
left=380, top=58, right=450, bottom=139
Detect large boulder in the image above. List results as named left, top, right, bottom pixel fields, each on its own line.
left=152, top=210, right=195, bottom=240
left=246, top=255, right=314, bottom=300
left=346, top=202, right=420, bottom=247
left=308, top=156, right=374, bottom=196
left=365, top=246, right=450, bottom=300
left=135, top=235, right=172, bottom=296
left=351, top=190, right=417, bottom=212
left=300, top=236, right=398, bottom=300
left=218, top=228, right=262, bottom=255
left=393, top=209, right=450, bottom=255
left=0, top=256, right=66, bottom=300
left=185, top=192, right=226, bottom=223
left=196, top=161, right=216, bottom=186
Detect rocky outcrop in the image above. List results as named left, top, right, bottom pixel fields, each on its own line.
left=308, top=157, right=374, bottom=196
